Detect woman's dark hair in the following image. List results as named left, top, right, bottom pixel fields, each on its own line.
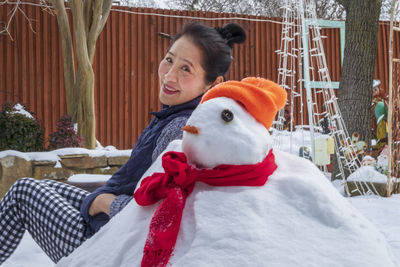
left=170, top=22, right=246, bottom=84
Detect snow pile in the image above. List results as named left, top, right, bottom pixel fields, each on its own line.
left=58, top=146, right=397, bottom=267
left=58, top=90, right=397, bottom=266
left=347, top=166, right=388, bottom=183
left=67, top=174, right=112, bottom=183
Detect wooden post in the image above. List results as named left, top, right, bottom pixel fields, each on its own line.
left=387, top=0, right=398, bottom=197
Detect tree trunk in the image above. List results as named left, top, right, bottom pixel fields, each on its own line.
left=50, top=0, right=111, bottom=149
left=51, top=0, right=77, bottom=121
left=76, top=66, right=96, bottom=148
left=338, top=0, right=381, bottom=144
left=332, top=0, right=382, bottom=180
left=71, top=0, right=97, bottom=149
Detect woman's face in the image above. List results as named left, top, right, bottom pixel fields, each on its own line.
left=158, top=36, right=212, bottom=106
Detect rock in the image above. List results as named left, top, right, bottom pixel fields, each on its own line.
left=92, top=166, right=120, bottom=175
left=108, top=156, right=129, bottom=167
left=33, top=166, right=74, bottom=181
left=60, top=155, right=107, bottom=169
left=0, top=156, right=32, bottom=198
left=32, top=160, right=57, bottom=167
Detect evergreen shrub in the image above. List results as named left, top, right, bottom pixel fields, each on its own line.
left=0, top=103, right=44, bottom=152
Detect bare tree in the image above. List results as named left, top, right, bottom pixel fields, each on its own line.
left=1, top=0, right=113, bottom=149
left=166, top=0, right=393, bottom=20
left=380, top=0, right=399, bottom=20
left=167, top=0, right=347, bottom=18
left=313, top=0, right=345, bottom=19
left=56, top=0, right=113, bottom=149
left=167, top=0, right=285, bottom=17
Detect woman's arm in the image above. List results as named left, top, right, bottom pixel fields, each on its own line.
left=152, top=116, right=188, bottom=161
left=80, top=162, right=133, bottom=223
left=104, top=117, right=190, bottom=219
left=81, top=115, right=190, bottom=231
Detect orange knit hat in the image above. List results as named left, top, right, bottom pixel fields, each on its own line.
left=201, top=77, right=287, bottom=129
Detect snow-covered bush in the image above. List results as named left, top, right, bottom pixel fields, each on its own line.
left=0, top=103, right=44, bottom=152
left=49, top=114, right=84, bottom=149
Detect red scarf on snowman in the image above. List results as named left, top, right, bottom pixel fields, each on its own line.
left=134, top=149, right=277, bottom=267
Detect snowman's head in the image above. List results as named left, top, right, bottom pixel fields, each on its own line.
left=182, top=97, right=271, bottom=168
left=182, top=77, right=287, bottom=169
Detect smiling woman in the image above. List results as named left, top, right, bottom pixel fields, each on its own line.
left=0, top=22, right=246, bottom=265
left=158, top=23, right=246, bottom=106
left=158, top=36, right=212, bottom=106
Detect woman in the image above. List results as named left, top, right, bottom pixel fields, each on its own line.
left=0, top=22, right=246, bottom=264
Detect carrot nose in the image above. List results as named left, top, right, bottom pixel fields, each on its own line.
left=183, top=125, right=199, bottom=135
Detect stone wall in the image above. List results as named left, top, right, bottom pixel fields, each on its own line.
left=0, top=154, right=129, bottom=198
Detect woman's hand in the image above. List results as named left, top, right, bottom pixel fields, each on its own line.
left=89, top=193, right=117, bottom=216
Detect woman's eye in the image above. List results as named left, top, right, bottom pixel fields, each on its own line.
left=165, top=57, right=172, bottom=63
left=221, top=109, right=234, bottom=122
left=182, top=65, right=190, bottom=72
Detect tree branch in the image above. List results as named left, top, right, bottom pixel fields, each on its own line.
left=50, top=0, right=76, bottom=117
left=87, top=0, right=102, bottom=63
left=70, top=0, right=90, bottom=68
left=97, top=0, right=112, bottom=38
left=86, top=0, right=112, bottom=63
left=84, top=0, right=93, bottom=38
left=0, top=0, right=37, bottom=41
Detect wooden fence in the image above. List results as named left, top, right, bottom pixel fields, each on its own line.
left=0, top=3, right=397, bottom=149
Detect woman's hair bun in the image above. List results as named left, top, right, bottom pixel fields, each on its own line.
left=215, top=23, right=246, bottom=48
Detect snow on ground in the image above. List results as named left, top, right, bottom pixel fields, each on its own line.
left=3, top=233, right=54, bottom=267
left=2, top=129, right=399, bottom=266
left=349, top=194, right=400, bottom=258
left=4, top=193, right=400, bottom=267
left=67, top=174, right=112, bottom=183
left=347, top=166, right=388, bottom=183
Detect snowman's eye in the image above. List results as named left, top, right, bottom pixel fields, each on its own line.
left=221, top=109, right=234, bottom=122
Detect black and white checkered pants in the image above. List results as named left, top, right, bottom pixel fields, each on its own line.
left=0, top=178, right=90, bottom=264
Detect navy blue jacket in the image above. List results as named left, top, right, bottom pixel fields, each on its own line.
left=80, top=96, right=202, bottom=237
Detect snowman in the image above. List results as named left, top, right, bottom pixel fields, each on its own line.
left=58, top=78, right=397, bottom=267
